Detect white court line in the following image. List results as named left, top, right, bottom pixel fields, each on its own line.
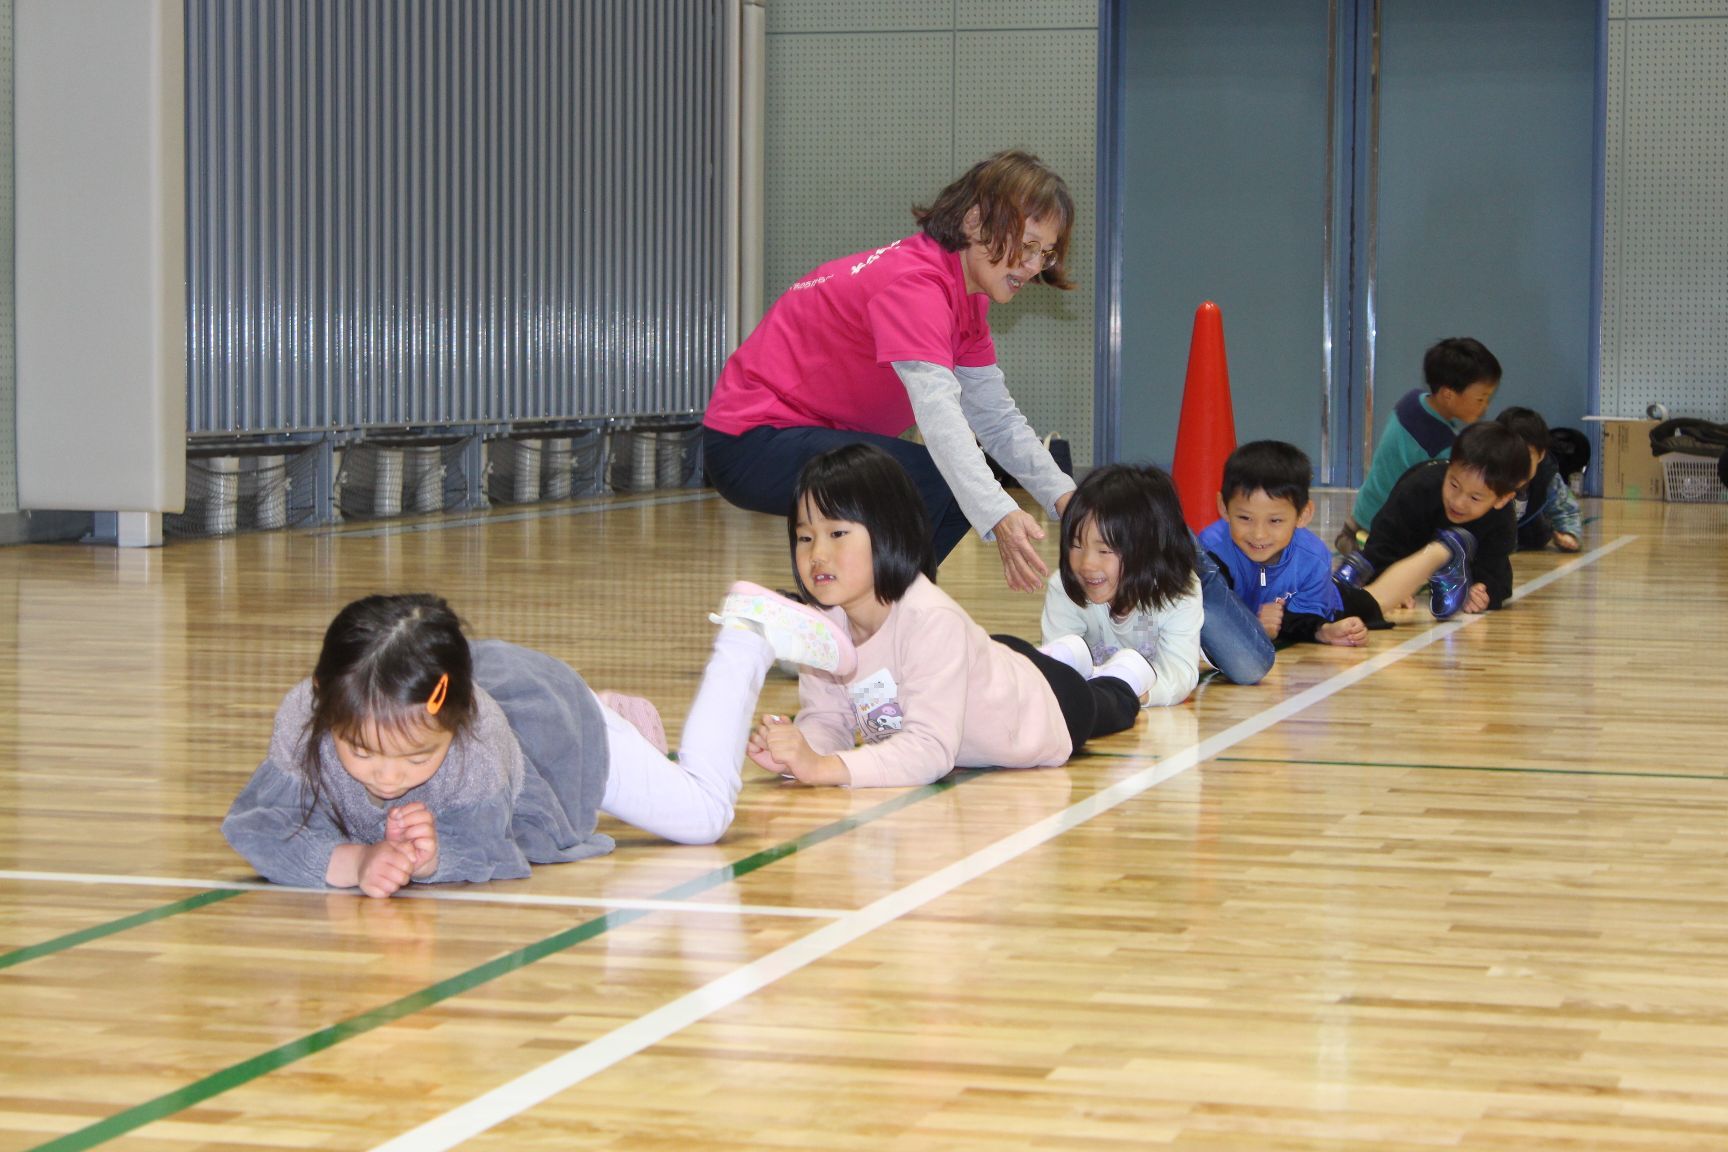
left=0, top=871, right=846, bottom=920
left=370, top=536, right=1635, bottom=1152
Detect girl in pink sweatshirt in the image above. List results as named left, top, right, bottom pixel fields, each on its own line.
left=749, top=444, right=1144, bottom=788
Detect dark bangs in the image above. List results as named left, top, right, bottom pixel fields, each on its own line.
left=1059, top=464, right=1197, bottom=616
left=318, top=676, right=463, bottom=755
left=1221, top=440, right=1313, bottom=509
left=789, top=444, right=935, bottom=604
left=1450, top=422, right=1532, bottom=497
left=1495, top=405, right=1550, bottom=452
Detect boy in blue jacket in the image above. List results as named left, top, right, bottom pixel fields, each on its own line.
left=1199, top=441, right=1382, bottom=648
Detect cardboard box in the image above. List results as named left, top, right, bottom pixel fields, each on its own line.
left=1600, top=419, right=1665, bottom=500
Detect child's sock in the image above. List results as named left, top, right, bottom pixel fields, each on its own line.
left=1039, top=634, right=1094, bottom=678
left=595, top=690, right=670, bottom=755
left=1093, top=648, right=1154, bottom=700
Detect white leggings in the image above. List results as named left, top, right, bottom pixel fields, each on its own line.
left=596, top=626, right=773, bottom=845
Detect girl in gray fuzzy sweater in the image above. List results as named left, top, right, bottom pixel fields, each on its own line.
left=223, top=590, right=851, bottom=897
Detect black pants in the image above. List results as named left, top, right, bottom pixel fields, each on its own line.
left=1335, top=578, right=1393, bottom=628
left=1516, top=517, right=1556, bottom=552
left=992, top=635, right=1140, bottom=754
left=704, top=425, right=976, bottom=563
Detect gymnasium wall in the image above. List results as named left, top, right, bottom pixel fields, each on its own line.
left=4, top=4, right=1724, bottom=536
left=1601, top=0, right=1728, bottom=421
left=762, top=0, right=1100, bottom=466
left=182, top=1, right=728, bottom=434
left=0, top=0, right=15, bottom=519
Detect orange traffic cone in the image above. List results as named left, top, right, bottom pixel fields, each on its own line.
left=1171, top=301, right=1237, bottom=532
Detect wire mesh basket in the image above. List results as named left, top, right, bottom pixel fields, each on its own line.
left=610, top=425, right=699, bottom=493
left=656, top=424, right=701, bottom=489
left=167, top=448, right=319, bottom=538
left=339, top=439, right=470, bottom=520
left=488, top=438, right=543, bottom=504
left=541, top=429, right=604, bottom=500
left=1659, top=453, right=1728, bottom=504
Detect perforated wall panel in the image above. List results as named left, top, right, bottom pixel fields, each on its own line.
left=763, top=34, right=954, bottom=296
left=1603, top=7, right=1728, bottom=419
left=1626, top=0, right=1728, bottom=16
left=957, top=28, right=1097, bottom=465
left=956, top=0, right=1098, bottom=29
left=763, top=2, right=1099, bottom=465
left=768, top=0, right=949, bottom=34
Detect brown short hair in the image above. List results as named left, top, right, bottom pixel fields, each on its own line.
left=913, top=150, right=1077, bottom=291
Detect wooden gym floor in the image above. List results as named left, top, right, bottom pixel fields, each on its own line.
left=1, top=488, right=1725, bottom=1151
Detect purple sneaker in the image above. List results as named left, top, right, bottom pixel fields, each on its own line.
left=1334, top=550, right=1375, bottom=589
left=1428, top=528, right=1477, bottom=618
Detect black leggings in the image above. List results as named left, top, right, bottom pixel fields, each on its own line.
left=992, top=635, right=1141, bottom=755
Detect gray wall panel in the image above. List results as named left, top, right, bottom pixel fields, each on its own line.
left=1117, top=1, right=1333, bottom=474
left=955, top=0, right=1098, bottom=29
left=762, top=34, right=953, bottom=300
left=0, top=0, right=14, bottom=514
left=767, top=0, right=953, bottom=35
left=956, top=27, right=1097, bottom=461
left=1374, top=1, right=1597, bottom=436
left=187, top=0, right=727, bottom=437
left=1603, top=7, right=1728, bottom=419
left=763, top=3, right=1099, bottom=465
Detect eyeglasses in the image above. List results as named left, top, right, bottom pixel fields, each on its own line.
left=1016, top=240, right=1059, bottom=271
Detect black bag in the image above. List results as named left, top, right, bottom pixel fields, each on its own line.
left=1548, top=427, right=1590, bottom=482
left=1649, top=417, right=1728, bottom=459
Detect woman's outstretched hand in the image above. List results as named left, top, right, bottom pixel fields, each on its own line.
left=993, top=508, right=1052, bottom=593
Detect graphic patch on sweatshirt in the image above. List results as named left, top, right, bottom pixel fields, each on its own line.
left=847, top=668, right=904, bottom=743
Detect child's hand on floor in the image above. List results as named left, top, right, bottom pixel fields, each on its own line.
left=748, top=717, right=792, bottom=774
left=356, top=840, right=419, bottom=898
left=1462, top=583, right=1491, bottom=614
left=1316, top=616, right=1369, bottom=646
left=1553, top=531, right=1580, bottom=552
left=1257, top=599, right=1285, bottom=640
left=761, top=717, right=851, bottom=786
left=387, top=802, right=439, bottom=879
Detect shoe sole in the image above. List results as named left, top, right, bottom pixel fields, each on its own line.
left=714, top=581, right=857, bottom=677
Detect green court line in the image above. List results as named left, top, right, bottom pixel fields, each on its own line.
left=0, top=889, right=246, bottom=972
left=25, top=770, right=981, bottom=1152
left=1213, top=755, right=1727, bottom=782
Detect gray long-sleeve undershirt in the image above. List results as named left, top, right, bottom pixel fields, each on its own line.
left=893, top=360, right=1077, bottom=540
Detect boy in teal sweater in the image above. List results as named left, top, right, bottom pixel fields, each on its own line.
left=1335, top=337, right=1502, bottom=555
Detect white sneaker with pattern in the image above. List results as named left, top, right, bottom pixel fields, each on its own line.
left=709, top=581, right=857, bottom=677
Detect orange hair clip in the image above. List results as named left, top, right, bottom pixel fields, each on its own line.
left=426, top=673, right=450, bottom=716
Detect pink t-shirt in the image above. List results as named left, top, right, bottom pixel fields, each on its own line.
left=794, top=575, right=1072, bottom=788
left=703, top=233, right=998, bottom=437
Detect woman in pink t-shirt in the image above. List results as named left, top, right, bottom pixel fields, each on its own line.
left=703, top=151, right=1081, bottom=593
left=747, top=445, right=1146, bottom=789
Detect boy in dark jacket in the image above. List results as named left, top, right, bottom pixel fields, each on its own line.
left=1497, top=406, right=1582, bottom=553
left=1339, top=421, right=1530, bottom=617
left=1335, top=337, right=1501, bottom=555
